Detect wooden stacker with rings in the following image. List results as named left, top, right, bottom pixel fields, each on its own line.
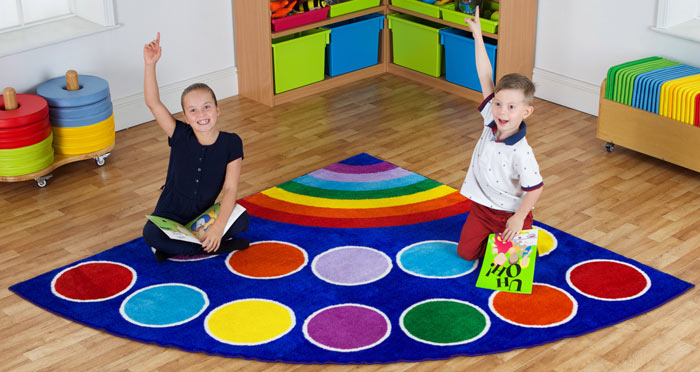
left=0, top=71, right=115, bottom=187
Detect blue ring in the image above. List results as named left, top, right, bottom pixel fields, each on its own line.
left=37, top=75, right=110, bottom=108
left=48, top=95, right=112, bottom=120
left=50, top=108, right=113, bottom=127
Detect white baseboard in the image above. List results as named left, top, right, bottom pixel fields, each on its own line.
left=112, top=67, right=238, bottom=131
left=532, top=68, right=601, bottom=116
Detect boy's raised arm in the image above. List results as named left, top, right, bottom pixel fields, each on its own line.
left=465, top=7, right=495, bottom=99
left=144, top=32, right=176, bottom=137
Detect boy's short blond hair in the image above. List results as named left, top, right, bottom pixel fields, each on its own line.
left=495, top=73, right=535, bottom=105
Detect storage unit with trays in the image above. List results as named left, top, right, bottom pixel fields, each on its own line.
left=233, top=0, right=537, bottom=106
left=0, top=71, right=115, bottom=187
left=597, top=57, right=700, bottom=173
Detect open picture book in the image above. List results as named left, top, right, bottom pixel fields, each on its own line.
left=146, top=203, right=246, bottom=245
left=475, top=229, right=539, bottom=294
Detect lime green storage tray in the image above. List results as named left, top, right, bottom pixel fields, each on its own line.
left=271, top=28, right=331, bottom=94
left=329, top=0, right=380, bottom=17
left=391, top=0, right=451, bottom=18
left=387, top=13, right=447, bottom=77
left=441, top=1, right=499, bottom=34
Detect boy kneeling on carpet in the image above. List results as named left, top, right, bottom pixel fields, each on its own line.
left=457, top=7, right=544, bottom=261
left=141, top=33, right=250, bottom=262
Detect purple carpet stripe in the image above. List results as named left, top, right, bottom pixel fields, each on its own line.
left=309, top=167, right=413, bottom=182
left=324, top=162, right=397, bottom=174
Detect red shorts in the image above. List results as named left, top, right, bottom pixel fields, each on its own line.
left=457, top=202, right=533, bottom=261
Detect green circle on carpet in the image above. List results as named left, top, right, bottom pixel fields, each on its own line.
left=401, top=299, right=490, bottom=345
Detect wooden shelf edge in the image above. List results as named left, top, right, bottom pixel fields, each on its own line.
left=386, top=5, right=498, bottom=40
left=387, top=63, right=484, bottom=103
left=273, top=64, right=386, bottom=105
left=272, top=6, right=387, bottom=38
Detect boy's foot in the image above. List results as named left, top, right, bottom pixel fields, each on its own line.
left=202, top=238, right=250, bottom=255
left=154, top=249, right=175, bottom=263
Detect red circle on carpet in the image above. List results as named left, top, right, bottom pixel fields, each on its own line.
left=490, top=284, right=576, bottom=327
left=567, top=259, right=649, bottom=300
left=52, top=261, right=136, bottom=301
left=227, top=241, right=307, bottom=278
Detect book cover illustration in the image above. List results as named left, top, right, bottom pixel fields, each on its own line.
left=475, top=229, right=538, bottom=294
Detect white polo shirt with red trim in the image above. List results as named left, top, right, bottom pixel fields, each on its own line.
left=459, top=94, right=543, bottom=212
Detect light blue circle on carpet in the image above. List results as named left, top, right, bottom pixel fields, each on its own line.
left=120, top=283, right=209, bottom=328
left=397, top=241, right=477, bottom=278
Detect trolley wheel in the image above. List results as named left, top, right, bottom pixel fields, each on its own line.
left=605, top=142, right=615, bottom=152
left=35, top=174, right=53, bottom=188
left=95, top=152, right=110, bottom=166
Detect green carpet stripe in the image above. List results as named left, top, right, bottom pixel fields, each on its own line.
left=276, top=179, right=442, bottom=200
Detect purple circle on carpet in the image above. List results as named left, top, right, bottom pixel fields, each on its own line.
left=311, top=246, right=392, bottom=286
left=304, top=304, right=391, bottom=352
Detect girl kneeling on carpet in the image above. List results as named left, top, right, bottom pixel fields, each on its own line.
left=142, top=33, right=250, bottom=262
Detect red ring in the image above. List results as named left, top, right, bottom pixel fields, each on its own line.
left=0, top=94, right=50, bottom=129
left=0, top=124, right=52, bottom=149
left=0, top=115, right=50, bottom=138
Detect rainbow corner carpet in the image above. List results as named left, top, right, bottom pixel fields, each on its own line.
left=10, top=153, right=694, bottom=364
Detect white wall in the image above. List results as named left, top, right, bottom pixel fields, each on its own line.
left=0, top=0, right=237, bottom=130
left=533, top=0, right=700, bottom=115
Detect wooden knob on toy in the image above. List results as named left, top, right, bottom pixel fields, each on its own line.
left=2, top=87, right=18, bottom=111
left=65, top=70, right=80, bottom=91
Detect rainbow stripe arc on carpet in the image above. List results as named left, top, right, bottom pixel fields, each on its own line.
left=238, top=153, right=471, bottom=228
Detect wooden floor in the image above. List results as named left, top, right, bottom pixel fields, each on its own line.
left=1, top=74, right=698, bottom=372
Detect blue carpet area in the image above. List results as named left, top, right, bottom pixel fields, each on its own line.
left=10, top=154, right=694, bottom=364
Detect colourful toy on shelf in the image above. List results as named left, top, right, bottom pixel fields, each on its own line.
left=0, top=87, right=54, bottom=178
left=271, top=0, right=297, bottom=18
left=294, top=0, right=327, bottom=12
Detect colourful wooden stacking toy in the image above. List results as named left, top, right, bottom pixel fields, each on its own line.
left=0, top=87, right=54, bottom=177
left=37, top=70, right=115, bottom=155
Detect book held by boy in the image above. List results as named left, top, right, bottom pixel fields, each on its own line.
left=475, top=229, right=538, bottom=294
left=146, top=203, right=246, bottom=245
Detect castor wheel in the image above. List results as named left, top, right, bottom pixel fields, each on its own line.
left=605, top=142, right=615, bottom=152
left=95, top=152, right=110, bottom=166
left=35, top=174, right=53, bottom=188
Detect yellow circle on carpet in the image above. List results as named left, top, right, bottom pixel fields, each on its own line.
left=534, top=226, right=558, bottom=256
left=205, top=299, right=295, bottom=345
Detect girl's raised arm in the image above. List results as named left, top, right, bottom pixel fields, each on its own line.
left=144, top=32, right=176, bottom=137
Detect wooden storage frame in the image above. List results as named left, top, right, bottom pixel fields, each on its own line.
left=596, top=79, right=700, bottom=173
left=232, top=0, right=537, bottom=107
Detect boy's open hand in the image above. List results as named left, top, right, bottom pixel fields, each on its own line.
left=144, top=32, right=162, bottom=65
left=465, top=6, right=482, bottom=36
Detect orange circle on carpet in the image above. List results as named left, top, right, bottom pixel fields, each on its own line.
left=489, top=284, right=577, bottom=327
left=227, top=241, right=307, bottom=279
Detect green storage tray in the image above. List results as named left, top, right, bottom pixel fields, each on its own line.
left=391, top=0, right=451, bottom=18
left=387, top=13, right=447, bottom=77
left=441, top=1, right=499, bottom=34
left=329, top=0, right=380, bottom=17
left=614, top=59, right=679, bottom=105
left=605, top=57, right=661, bottom=100
left=271, top=28, right=331, bottom=94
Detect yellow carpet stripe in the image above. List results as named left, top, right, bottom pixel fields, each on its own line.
left=261, top=184, right=457, bottom=209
